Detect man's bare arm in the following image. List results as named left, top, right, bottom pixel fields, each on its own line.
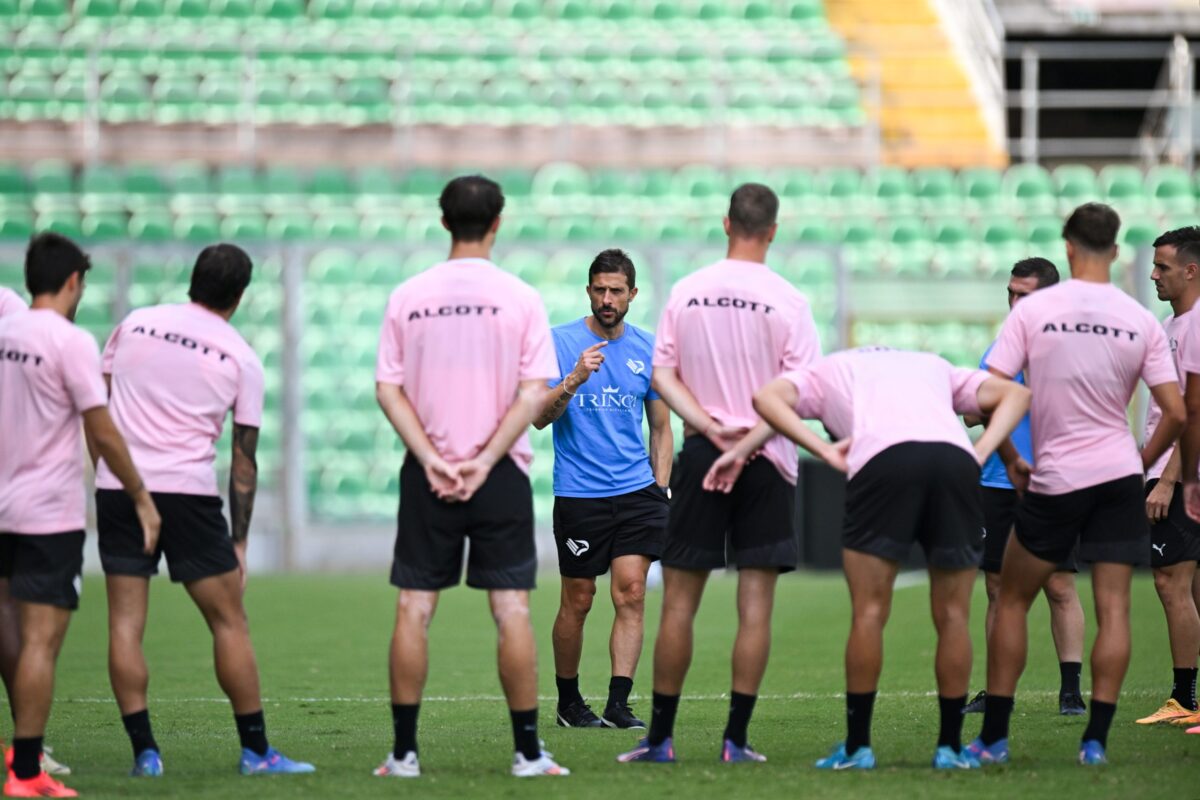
left=646, top=397, right=674, bottom=487
left=229, top=423, right=259, bottom=543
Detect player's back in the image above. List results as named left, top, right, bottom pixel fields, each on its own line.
left=97, top=302, right=262, bottom=495
left=376, top=258, right=550, bottom=467
left=804, top=348, right=981, bottom=476
left=0, top=309, right=106, bottom=532
left=989, top=280, right=1173, bottom=492
left=655, top=258, right=819, bottom=483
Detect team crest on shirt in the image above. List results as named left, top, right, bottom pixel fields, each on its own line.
left=626, top=359, right=645, bottom=375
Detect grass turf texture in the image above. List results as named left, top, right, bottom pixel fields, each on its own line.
left=44, top=571, right=1198, bottom=798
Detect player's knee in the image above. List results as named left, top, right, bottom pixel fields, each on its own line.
left=563, top=582, right=596, bottom=616
left=932, top=602, right=969, bottom=631
left=490, top=592, right=532, bottom=629
left=397, top=592, right=437, bottom=630
left=614, top=580, right=646, bottom=613
left=852, top=600, right=890, bottom=628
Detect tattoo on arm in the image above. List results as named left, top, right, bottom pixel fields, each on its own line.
left=534, top=385, right=574, bottom=429
left=230, top=424, right=259, bottom=544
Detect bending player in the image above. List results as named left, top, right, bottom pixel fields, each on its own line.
left=970, top=204, right=1185, bottom=766
left=618, top=184, right=820, bottom=764
left=706, top=346, right=1029, bottom=769
left=533, top=249, right=672, bottom=730
left=375, top=176, right=568, bottom=778
left=0, top=233, right=160, bottom=798
left=965, top=257, right=1087, bottom=717
left=94, top=244, right=314, bottom=777
left=1139, top=227, right=1200, bottom=729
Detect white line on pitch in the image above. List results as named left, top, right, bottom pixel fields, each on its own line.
left=61, top=689, right=1083, bottom=705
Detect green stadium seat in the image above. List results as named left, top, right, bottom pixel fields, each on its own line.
left=0, top=165, right=29, bottom=195
left=175, top=211, right=221, bottom=241
left=30, top=161, right=73, bottom=194
left=1002, top=164, right=1054, bottom=211
left=0, top=212, right=34, bottom=239
left=1051, top=164, right=1097, bottom=205
left=128, top=209, right=174, bottom=241
left=959, top=167, right=1002, bottom=209
left=1147, top=165, right=1194, bottom=213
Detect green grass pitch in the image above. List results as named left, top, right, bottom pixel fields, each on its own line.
left=42, top=571, right=1199, bottom=798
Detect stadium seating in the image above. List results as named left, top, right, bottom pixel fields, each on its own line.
left=0, top=159, right=1174, bottom=521
left=0, top=1, right=864, bottom=130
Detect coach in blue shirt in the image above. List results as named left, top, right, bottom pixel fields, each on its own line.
left=964, top=256, right=1087, bottom=717
left=533, top=248, right=673, bottom=732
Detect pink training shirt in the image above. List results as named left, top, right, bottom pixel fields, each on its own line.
left=0, top=287, right=27, bottom=317
left=1144, top=309, right=1194, bottom=481
left=653, top=258, right=820, bottom=484
left=376, top=258, right=556, bottom=473
left=988, top=280, right=1177, bottom=495
left=0, top=309, right=108, bottom=534
left=96, top=303, right=264, bottom=496
left=781, top=348, right=989, bottom=479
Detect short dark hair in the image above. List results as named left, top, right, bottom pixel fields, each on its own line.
left=1010, top=257, right=1060, bottom=289
left=727, top=183, right=779, bottom=238
left=439, top=175, right=505, bottom=242
left=188, top=243, right=252, bottom=311
left=25, top=232, right=91, bottom=296
left=1062, top=202, right=1121, bottom=253
left=588, top=248, right=636, bottom=290
left=1153, top=226, right=1200, bottom=266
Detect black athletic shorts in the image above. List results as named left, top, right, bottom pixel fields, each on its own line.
left=97, top=490, right=239, bottom=583
left=553, top=483, right=669, bottom=578
left=1015, top=474, right=1148, bottom=566
left=662, top=435, right=797, bottom=573
left=843, top=442, right=983, bottom=569
left=391, top=455, right=536, bottom=591
left=0, top=531, right=85, bottom=610
left=1146, top=478, right=1200, bottom=568
left=980, top=487, right=1077, bottom=573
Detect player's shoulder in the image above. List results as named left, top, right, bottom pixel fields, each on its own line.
left=624, top=321, right=656, bottom=348
left=551, top=317, right=587, bottom=341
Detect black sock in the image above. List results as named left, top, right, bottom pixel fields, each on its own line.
left=510, top=708, right=540, bottom=760
left=11, top=737, right=42, bottom=780
left=722, top=692, right=757, bottom=748
left=235, top=710, right=269, bottom=757
left=391, top=703, right=419, bottom=758
left=556, top=675, right=583, bottom=709
left=647, top=692, right=679, bottom=746
left=980, top=694, right=1014, bottom=746
left=122, top=709, right=159, bottom=758
left=606, top=676, right=633, bottom=710
left=1171, top=667, right=1198, bottom=710
left=1082, top=700, right=1117, bottom=748
left=937, top=695, right=966, bottom=751
left=1059, top=661, right=1082, bottom=696
left=845, top=691, right=876, bottom=756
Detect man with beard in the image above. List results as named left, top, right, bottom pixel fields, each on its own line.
left=534, top=249, right=673, bottom=731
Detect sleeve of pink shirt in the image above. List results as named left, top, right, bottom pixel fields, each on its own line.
left=983, top=304, right=1028, bottom=378
left=781, top=368, right=822, bottom=418
left=781, top=296, right=821, bottom=371
left=1142, top=322, right=1180, bottom=388
left=652, top=296, right=678, bottom=368
left=949, top=368, right=990, bottom=416
left=63, top=329, right=108, bottom=413
left=232, top=353, right=265, bottom=428
left=100, top=319, right=123, bottom=374
left=375, top=291, right=405, bottom=385
left=519, top=295, right=557, bottom=382
left=1180, top=312, right=1200, bottom=376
